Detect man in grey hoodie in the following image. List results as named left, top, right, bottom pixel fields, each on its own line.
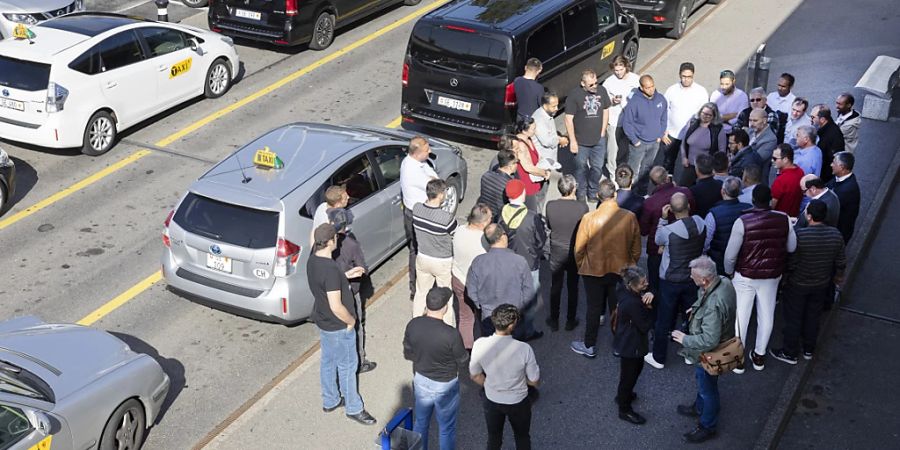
left=622, top=75, right=668, bottom=196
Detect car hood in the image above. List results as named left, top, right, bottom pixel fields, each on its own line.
left=0, top=0, right=72, bottom=14
left=0, top=316, right=138, bottom=401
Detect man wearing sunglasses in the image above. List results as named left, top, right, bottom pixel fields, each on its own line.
left=735, top=87, right=787, bottom=144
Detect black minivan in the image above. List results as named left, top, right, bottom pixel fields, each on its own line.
left=208, top=0, right=419, bottom=49
left=400, top=0, right=639, bottom=140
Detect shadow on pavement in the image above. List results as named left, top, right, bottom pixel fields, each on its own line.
left=111, top=332, right=187, bottom=425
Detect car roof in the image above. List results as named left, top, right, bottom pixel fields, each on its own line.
left=424, top=0, right=577, bottom=32
left=195, top=123, right=401, bottom=206
left=0, top=26, right=89, bottom=62
left=39, top=12, right=149, bottom=37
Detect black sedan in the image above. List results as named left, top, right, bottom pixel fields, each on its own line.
left=618, top=0, right=720, bottom=39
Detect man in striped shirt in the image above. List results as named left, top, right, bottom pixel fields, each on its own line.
left=412, top=179, right=459, bottom=326
left=770, top=200, right=846, bottom=365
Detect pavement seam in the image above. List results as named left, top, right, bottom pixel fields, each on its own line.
left=119, top=139, right=219, bottom=164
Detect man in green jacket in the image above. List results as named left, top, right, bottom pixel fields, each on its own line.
left=672, top=256, right=736, bottom=444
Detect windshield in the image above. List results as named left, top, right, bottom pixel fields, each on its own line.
left=410, top=23, right=510, bottom=78
left=0, top=56, right=50, bottom=92
left=173, top=193, right=279, bottom=249
left=0, top=360, right=54, bottom=404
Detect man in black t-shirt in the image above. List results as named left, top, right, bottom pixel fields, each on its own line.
left=307, top=224, right=376, bottom=425
left=403, top=287, right=469, bottom=449
left=564, top=69, right=611, bottom=201
left=513, top=58, right=544, bottom=120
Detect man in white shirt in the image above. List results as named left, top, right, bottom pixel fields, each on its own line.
left=709, top=69, right=749, bottom=134
left=603, top=55, right=641, bottom=176
left=401, top=136, right=439, bottom=299
left=470, top=304, right=540, bottom=450
left=662, top=62, right=709, bottom=173
left=767, top=73, right=797, bottom=115
left=784, top=98, right=809, bottom=148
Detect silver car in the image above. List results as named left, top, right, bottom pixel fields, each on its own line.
left=161, top=122, right=468, bottom=324
left=0, top=316, right=170, bottom=450
left=0, top=0, right=83, bottom=39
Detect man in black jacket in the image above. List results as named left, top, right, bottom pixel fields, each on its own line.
left=689, top=154, right=723, bottom=217
left=614, top=164, right=644, bottom=219
left=478, top=147, right=518, bottom=222
left=727, top=128, right=763, bottom=178
left=810, top=104, right=844, bottom=183
left=826, top=151, right=860, bottom=243
left=613, top=266, right=655, bottom=425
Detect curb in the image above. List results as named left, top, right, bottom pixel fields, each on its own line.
left=752, top=145, right=900, bottom=450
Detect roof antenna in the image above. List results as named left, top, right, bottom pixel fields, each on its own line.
left=236, top=152, right=252, bottom=184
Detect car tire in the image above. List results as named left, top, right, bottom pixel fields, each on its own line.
left=443, top=176, right=461, bottom=216
left=181, top=0, right=208, bottom=7
left=707, top=0, right=721, bottom=4
left=309, top=12, right=336, bottom=51
left=666, top=1, right=689, bottom=39
left=99, top=398, right=146, bottom=450
left=0, top=181, right=7, bottom=215
left=204, top=59, right=232, bottom=99
left=623, top=39, right=639, bottom=69
left=82, top=111, right=117, bottom=156
left=404, top=0, right=422, bottom=5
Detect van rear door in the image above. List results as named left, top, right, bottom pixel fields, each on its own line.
left=404, top=22, right=513, bottom=134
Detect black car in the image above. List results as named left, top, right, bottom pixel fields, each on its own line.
left=400, top=0, right=639, bottom=140
left=208, top=0, right=420, bottom=50
left=0, top=147, right=15, bottom=215
left=618, top=0, right=719, bottom=39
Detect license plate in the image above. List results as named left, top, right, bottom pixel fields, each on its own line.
left=0, top=98, right=24, bottom=111
left=206, top=253, right=232, bottom=273
left=437, top=96, right=472, bottom=112
left=234, top=8, right=261, bottom=20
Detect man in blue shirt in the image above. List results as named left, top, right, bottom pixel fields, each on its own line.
left=792, top=125, right=823, bottom=177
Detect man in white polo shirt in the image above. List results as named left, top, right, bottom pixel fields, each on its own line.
left=662, top=62, right=709, bottom=174
left=401, top=136, right=439, bottom=300
left=470, top=304, right=540, bottom=450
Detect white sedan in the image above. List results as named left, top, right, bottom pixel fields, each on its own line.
left=0, top=13, right=239, bottom=155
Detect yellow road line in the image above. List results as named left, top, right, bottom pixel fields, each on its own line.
left=77, top=271, right=163, bottom=326
left=3, top=0, right=445, bottom=233
left=0, top=150, right=152, bottom=231
left=76, top=117, right=406, bottom=325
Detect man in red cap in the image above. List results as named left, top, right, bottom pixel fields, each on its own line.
left=499, top=179, right=547, bottom=341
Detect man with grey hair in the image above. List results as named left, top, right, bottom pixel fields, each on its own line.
left=793, top=125, right=823, bottom=177
left=796, top=175, right=840, bottom=228
left=646, top=192, right=706, bottom=369
left=826, top=152, right=860, bottom=242
left=745, top=108, right=778, bottom=185
left=705, top=177, right=751, bottom=275
left=672, top=255, right=736, bottom=443
left=736, top=87, right=786, bottom=143
left=545, top=175, right=589, bottom=332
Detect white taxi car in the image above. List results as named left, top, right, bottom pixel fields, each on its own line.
left=0, top=13, right=239, bottom=155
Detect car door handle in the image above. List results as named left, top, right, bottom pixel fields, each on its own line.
left=391, top=195, right=402, bottom=205
left=104, top=81, right=118, bottom=89
left=158, top=65, right=167, bottom=72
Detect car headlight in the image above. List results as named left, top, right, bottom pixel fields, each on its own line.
left=3, top=13, right=39, bottom=25
left=0, top=148, right=10, bottom=166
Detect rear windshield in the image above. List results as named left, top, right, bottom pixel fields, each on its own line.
left=0, top=56, right=50, bottom=91
left=410, top=23, right=510, bottom=78
left=173, top=193, right=279, bottom=249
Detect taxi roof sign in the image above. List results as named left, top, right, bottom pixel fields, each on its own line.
left=13, top=24, right=36, bottom=41
left=253, top=146, right=284, bottom=169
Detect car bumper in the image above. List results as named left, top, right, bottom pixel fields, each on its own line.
left=208, top=10, right=312, bottom=46
left=401, top=103, right=512, bottom=141
left=619, top=3, right=678, bottom=28
left=0, top=113, right=81, bottom=149
left=161, top=249, right=311, bottom=324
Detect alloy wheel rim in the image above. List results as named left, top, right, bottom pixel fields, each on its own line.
left=442, top=186, right=458, bottom=214
left=316, top=16, right=333, bottom=46
left=679, top=5, right=688, bottom=33
left=89, top=117, right=113, bottom=151
left=209, top=64, right=228, bottom=95
left=114, top=409, right=138, bottom=450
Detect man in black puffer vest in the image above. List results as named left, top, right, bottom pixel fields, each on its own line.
left=704, top=177, right=751, bottom=276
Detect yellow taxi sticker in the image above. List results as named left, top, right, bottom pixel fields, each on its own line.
left=29, top=435, right=52, bottom=450
left=169, top=57, right=193, bottom=79
left=253, top=146, right=284, bottom=169
left=601, top=41, right=616, bottom=59
left=13, top=24, right=36, bottom=40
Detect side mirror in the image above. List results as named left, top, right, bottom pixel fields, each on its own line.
left=618, top=14, right=629, bottom=26
left=24, top=409, right=52, bottom=436
left=189, top=38, right=200, bottom=52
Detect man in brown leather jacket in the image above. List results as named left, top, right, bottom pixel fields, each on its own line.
left=570, top=180, right=642, bottom=358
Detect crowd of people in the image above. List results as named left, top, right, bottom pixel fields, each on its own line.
left=303, top=56, right=863, bottom=449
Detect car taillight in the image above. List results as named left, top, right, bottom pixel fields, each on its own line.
left=162, top=210, right=174, bottom=248
left=274, top=237, right=301, bottom=277
left=402, top=62, right=409, bottom=87
left=504, top=82, right=517, bottom=109
left=285, top=0, right=298, bottom=16
left=46, top=82, right=69, bottom=113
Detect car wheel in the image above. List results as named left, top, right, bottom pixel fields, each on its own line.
left=99, top=399, right=146, bottom=450
left=404, top=0, right=422, bottom=5
left=181, top=0, right=208, bottom=7
left=442, top=176, right=460, bottom=216
left=667, top=1, right=689, bottom=39
left=82, top=111, right=117, bottom=156
left=204, top=59, right=232, bottom=99
left=0, top=181, right=7, bottom=215
left=623, top=40, right=639, bottom=68
left=707, top=0, right=721, bottom=4
left=309, top=12, right=336, bottom=51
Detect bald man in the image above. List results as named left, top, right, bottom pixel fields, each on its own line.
left=745, top=108, right=777, bottom=185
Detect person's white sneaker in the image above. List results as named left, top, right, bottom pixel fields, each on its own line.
left=644, top=353, right=664, bottom=369
left=732, top=366, right=745, bottom=374
left=684, top=357, right=692, bottom=365
left=599, top=315, right=606, bottom=326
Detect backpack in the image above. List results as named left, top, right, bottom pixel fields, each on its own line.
left=499, top=206, right=528, bottom=243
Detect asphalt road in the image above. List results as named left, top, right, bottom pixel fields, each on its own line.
left=2, top=0, right=895, bottom=449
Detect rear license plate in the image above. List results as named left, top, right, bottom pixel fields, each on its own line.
left=206, top=253, right=232, bottom=273
left=437, top=96, right=472, bottom=112
left=0, top=98, right=24, bottom=111
left=234, top=8, right=261, bottom=20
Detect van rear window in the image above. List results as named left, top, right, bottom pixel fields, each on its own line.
left=410, top=24, right=510, bottom=78
left=0, top=56, right=50, bottom=91
left=173, top=193, right=279, bottom=249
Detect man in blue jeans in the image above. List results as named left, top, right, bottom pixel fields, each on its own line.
left=622, top=74, right=668, bottom=196
left=307, top=224, right=376, bottom=425
left=564, top=69, right=610, bottom=201
left=403, top=287, right=469, bottom=449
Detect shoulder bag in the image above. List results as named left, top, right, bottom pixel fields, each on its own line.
left=693, top=282, right=745, bottom=376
